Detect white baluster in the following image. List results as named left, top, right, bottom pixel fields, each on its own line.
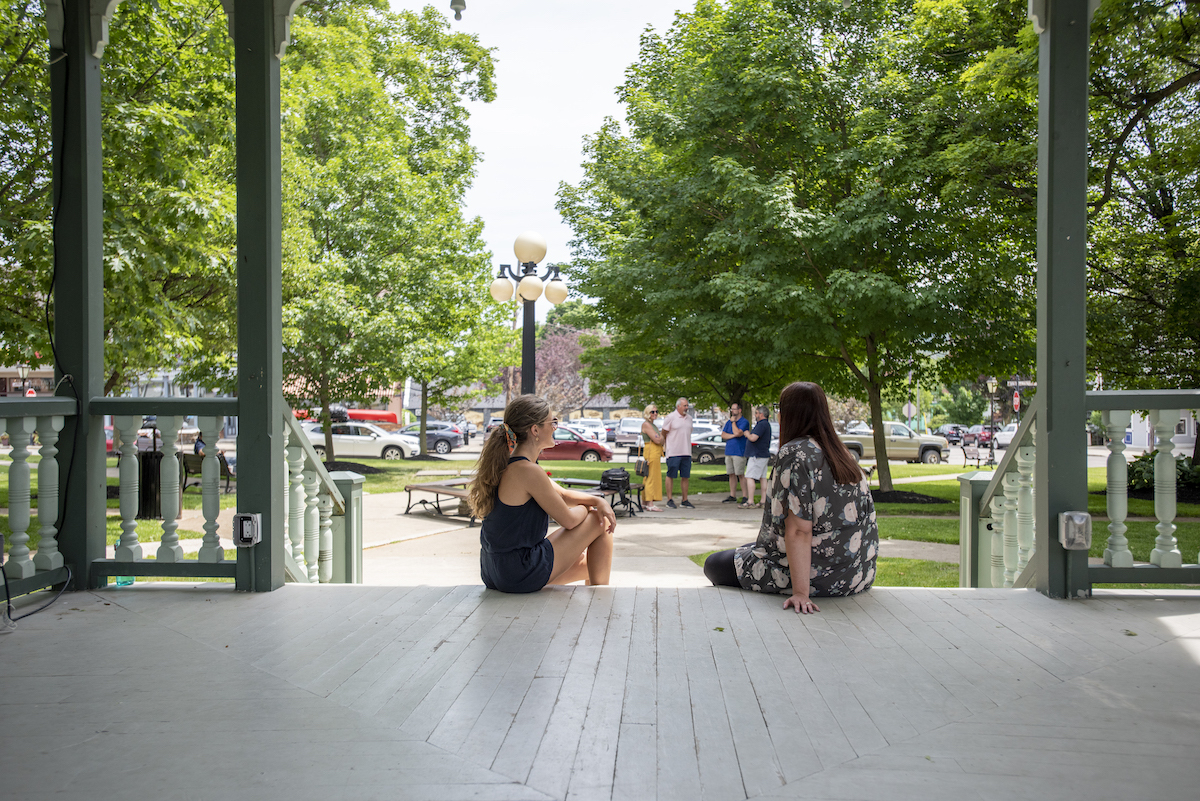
left=1002, top=472, right=1019, bottom=587
left=318, top=488, right=333, bottom=583
left=1016, top=445, right=1036, bottom=573
left=156, top=416, right=183, bottom=562
left=113, top=416, right=142, bottom=560
left=3, top=416, right=36, bottom=579
left=1148, top=409, right=1182, bottom=568
left=286, top=435, right=306, bottom=565
left=1101, top=409, right=1133, bottom=567
left=197, top=416, right=224, bottom=562
left=989, top=495, right=1005, bottom=588
left=32, top=415, right=65, bottom=571
left=303, top=469, right=319, bottom=582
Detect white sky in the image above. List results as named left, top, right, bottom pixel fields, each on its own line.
left=390, top=1, right=687, bottom=291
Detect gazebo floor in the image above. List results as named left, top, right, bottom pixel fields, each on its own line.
left=2, top=583, right=1198, bottom=800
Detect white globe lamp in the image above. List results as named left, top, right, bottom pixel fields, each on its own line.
left=513, top=231, right=547, bottom=265
left=517, top=274, right=544, bottom=301
left=544, top=278, right=569, bottom=305
left=489, top=276, right=514, bottom=302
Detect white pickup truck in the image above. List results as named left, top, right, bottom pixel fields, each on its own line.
left=838, top=422, right=951, bottom=464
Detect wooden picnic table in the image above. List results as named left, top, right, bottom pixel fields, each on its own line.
left=555, top=477, right=644, bottom=517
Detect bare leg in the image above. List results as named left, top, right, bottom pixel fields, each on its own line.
left=665, top=475, right=674, bottom=501
left=681, top=477, right=689, bottom=502
left=547, top=511, right=613, bottom=585
left=728, top=474, right=739, bottom=499
left=742, top=476, right=756, bottom=504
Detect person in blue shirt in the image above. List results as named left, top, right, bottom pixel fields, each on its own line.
left=742, top=405, right=773, bottom=506
left=721, top=403, right=751, bottom=504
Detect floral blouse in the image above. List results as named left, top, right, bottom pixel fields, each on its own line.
left=734, top=437, right=878, bottom=597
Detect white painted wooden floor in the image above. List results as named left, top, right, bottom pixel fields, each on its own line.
left=2, top=584, right=1199, bottom=800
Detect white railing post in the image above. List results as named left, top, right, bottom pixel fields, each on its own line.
left=286, top=434, right=306, bottom=565
left=989, top=495, right=1005, bottom=588
left=113, top=416, right=142, bottom=560
left=303, top=468, right=319, bottom=582
left=1016, top=445, right=1036, bottom=573
left=1002, top=472, right=1019, bottom=587
left=1101, top=409, right=1134, bottom=567
left=318, top=488, right=333, bottom=583
left=156, top=416, right=183, bottom=562
left=197, top=416, right=224, bottom=562
left=3, top=416, right=36, bottom=579
left=1148, top=409, right=1182, bottom=568
left=32, top=415, right=65, bottom=571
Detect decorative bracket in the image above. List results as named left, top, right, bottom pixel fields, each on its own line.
left=1028, top=0, right=1103, bottom=34
left=45, top=0, right=65, bottom=50
left=218, top=0, right=308, bottom=58
left=89, top=0, right=124, bottom=59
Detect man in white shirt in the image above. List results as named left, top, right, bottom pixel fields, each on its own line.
left=660, top=397, right=695, bottom=509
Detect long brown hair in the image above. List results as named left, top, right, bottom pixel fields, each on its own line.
left=778, top=382, right=862, bottom=485
left=469, top=394, right=552, bottom=518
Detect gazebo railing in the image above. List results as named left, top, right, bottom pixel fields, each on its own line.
left=960, top=390, right=1200, bottom=591
left=0, top=397, right=78, bottom=597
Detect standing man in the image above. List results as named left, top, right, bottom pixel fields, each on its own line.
left=660, top=396, right=695, bottom=509
left=721, top=402, right=750, bottom=503
left=742, top=405, right=772, bottom=507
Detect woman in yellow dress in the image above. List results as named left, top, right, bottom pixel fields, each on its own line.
left=640, top=404, right=665, bottom=512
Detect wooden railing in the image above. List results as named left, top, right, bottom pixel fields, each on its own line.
left=0, top=397, right=77, bottom=597
left=960, top=390, right=1200, bottom=591
left=3, top=396, right=362, bottom=593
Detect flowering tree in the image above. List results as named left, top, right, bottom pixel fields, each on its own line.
left=535, top=325, right=609, bottom=416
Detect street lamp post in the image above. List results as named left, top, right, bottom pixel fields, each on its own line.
left=16, top=362, right=30, bottom=395
left=986, top=376, right=998, bottom=466
left=489, top=232, right=568, bottom=396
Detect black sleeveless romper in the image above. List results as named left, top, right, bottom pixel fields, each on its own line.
left=479, top=456, right=555, bottom=593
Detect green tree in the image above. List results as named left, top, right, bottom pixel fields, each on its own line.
left=932, top=385, right=989, bottom=427
left=558, top=0, right=1034, bottom=488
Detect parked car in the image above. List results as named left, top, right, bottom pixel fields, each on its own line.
left=839, top=423, right=951, bottom=464
left=304, top=422, right=418, bottom=460
left=691, top=431, right=727, bottom=464
left=994, top=422, right=1019, bottom=449
left=541, top=425, right=613, bottom=462
left=934, top=424, right=968, bottom=445
left=399, top=421, right=464, bottom=454
left=615, top=417, right=646, bottom=447
left=568, top=418, right=605, bottom=441
left=602, top=419, right=619, bottom=442
left=962, top=424, right=1001, bottom=447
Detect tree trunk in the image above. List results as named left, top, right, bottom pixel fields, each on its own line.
left=1192, top=415, right=1199, bottom=466
left=319, top=380, right=334, bottom=463
left=419, top=381, right=429, bottom=457
left=866, top=381, right=893, bottom=492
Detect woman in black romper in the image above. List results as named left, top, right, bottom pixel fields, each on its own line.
left=469, top=394, right=616, bottom=592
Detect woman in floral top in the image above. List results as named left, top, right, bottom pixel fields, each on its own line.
left=703, top=381, right=878, bottom=614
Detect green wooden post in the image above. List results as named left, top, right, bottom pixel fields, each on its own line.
left=1033, top=0, right=1092, bottom=598
left=234, top=0, right=286, bottom=591
left=330, top=472, right=364, bottom=584
left=51, top=0, right=108, bottom=589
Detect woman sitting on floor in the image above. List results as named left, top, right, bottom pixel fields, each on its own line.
left=469, top=394, right=616, bottom=593
left=703, top=381, right=878, bottom=614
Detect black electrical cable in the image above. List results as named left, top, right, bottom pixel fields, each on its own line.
left=6, top=566, right=74, bottom=623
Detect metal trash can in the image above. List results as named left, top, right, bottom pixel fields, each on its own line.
left=136, top=450, right=183, bottom=520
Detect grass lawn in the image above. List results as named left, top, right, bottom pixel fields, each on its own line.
left=686, top=550, right=959, bottom=588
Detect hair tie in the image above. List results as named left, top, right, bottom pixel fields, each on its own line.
left=501, top=422, right=517, bottom=453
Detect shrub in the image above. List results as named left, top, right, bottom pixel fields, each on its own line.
left=1128, top=453, right=1200, bottom=491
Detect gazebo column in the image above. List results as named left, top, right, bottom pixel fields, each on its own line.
left=1031, top=0, right=1092, bottom=598
left=49, top=0, right=114, bottom=588
left=232, top=0, right=290, bottom=591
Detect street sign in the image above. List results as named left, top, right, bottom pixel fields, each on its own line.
left=1012, top=390, right=1021, bottom=412
left=902, top=402, right=917, bottom=419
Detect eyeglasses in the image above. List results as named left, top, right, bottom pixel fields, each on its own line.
left=648, top=410, right=658, bottom=415
left=551, top=418, right=558, bottom=427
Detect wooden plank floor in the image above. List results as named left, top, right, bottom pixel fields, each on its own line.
left=2, top=584, right=1199, bottom=800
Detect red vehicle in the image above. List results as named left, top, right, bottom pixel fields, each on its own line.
left=962, top=424, right=1001, bottom=447
left=348, top=409, right=399, bottom=425
left=540, top=425, right=613, bottom=462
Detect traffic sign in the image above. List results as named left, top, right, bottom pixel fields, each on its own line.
left=1012, top=391, right=1020, bottom=412
left=902, top=402, right=917, bottom=419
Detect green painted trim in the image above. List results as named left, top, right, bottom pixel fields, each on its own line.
left=90, top=559, right=238, bottom=578
left=1088, top=565, right=1200, bottom=584
left=4, top=567, right=70, bottom=598
left=1085, top=390, right=1200, bottom=411
left=89, top=398, right=239, bottom=416
left=0, top=399, right=77, bottom=417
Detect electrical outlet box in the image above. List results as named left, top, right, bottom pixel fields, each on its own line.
left=232, top=513, right=262, bottom=547
left=1058, top=511, right=1092, bottom=550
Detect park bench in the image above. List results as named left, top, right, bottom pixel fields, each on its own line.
left=403, top=478, right=477, bottom=524
left=182, top=451, right=234, bottom=494
left=963, top=445, right=986, bottom=467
